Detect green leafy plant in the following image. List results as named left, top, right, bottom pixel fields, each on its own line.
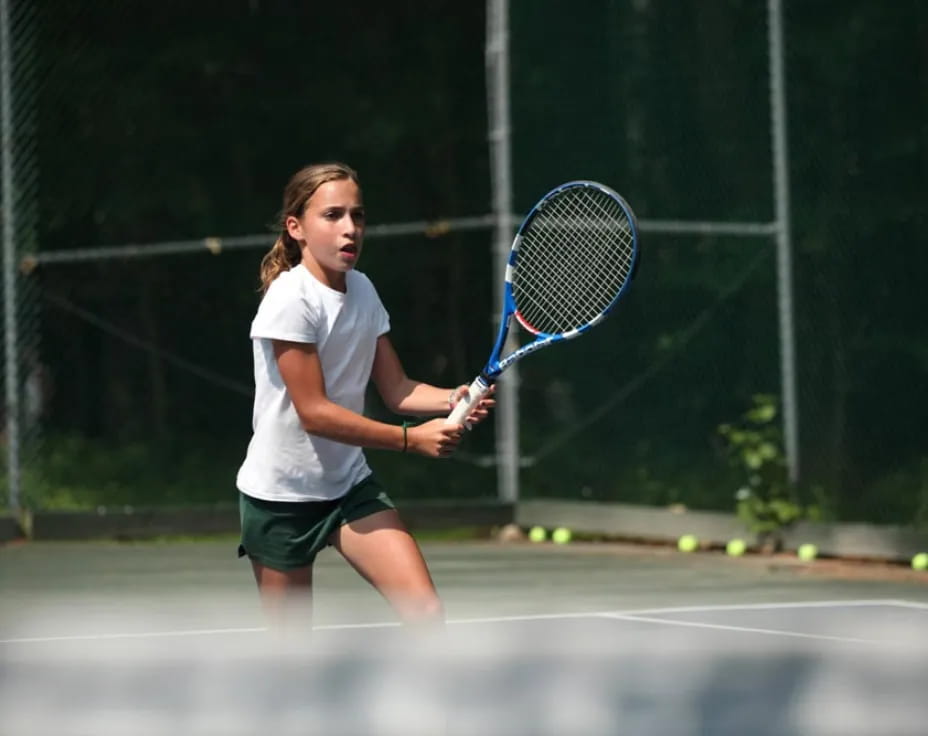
left=718, top=394, right=817, bottom=550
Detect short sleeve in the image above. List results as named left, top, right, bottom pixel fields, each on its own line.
left=375, top=298, right=390, bottom=337
left=250, top=274, right=320, bottom=343
left=360, top=273, right=390, bottom=336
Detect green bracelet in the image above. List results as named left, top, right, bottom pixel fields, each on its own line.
left=402, top=420, right=409, bottom=453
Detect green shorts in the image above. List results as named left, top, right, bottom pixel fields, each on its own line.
left=238, top=474, right=396, bottom=570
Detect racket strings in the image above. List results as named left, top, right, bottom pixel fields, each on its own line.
left=517, top=231, right=631, bottom=330
left=516, top=229, right=623, bottom=330
left=534, top=192, right=633, bottom=305
left=516, top=242, right=628, bottom=324
left=512, top=187, right=635, bottom=334
left=520, top=192, right=633, bottom=285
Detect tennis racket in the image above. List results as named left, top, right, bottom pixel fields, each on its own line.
left=447, top=180, right=640, bottom=425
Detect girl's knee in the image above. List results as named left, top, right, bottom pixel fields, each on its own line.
left=397, top=592, right=444, bottom=624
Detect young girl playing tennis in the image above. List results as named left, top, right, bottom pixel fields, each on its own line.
left=236, top=162, right=493, bottom=629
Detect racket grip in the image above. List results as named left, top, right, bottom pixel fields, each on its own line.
left=445, top=376, right=491, bottom=426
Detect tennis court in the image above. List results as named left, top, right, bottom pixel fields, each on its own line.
left=2, top=538, right=926, bottom=735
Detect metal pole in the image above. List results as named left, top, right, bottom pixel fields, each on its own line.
left=486, top=0, right=519, bottom=502
left=0, top=0, right=20, bottom=512
left=768, top=0, right=799, bottom=484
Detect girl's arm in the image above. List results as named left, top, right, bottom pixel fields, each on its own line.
left=370, top=335, right=458, bottom=415
left=371, top=335, right=495, bottom=422
left=273, top=339, right=461, bottom=457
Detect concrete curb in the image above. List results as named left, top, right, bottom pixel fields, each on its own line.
left=0, top=513, right=25, bottom=543
left=516, top=499, right=928, bottom=562
left=7, top=500, right=514, bottom=542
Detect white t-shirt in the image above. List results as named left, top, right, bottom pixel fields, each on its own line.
left=236, top=265, right=390, bottom=502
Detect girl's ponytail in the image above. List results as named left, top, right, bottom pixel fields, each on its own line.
left=258, top=233, right=300, bottom=293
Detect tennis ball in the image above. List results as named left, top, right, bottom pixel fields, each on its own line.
left=496, top=523, right=524, bottom=543
left=797, top=543, right=818, bottom=562
left=552, top=527, right=572, bottom=545
left=911, top=552, right=928, bottom=571
left=677, top=534, right=699, bottom=553
left=726, top=538, right=747, bottom=557
left=528, top=526, right=547, bottom=543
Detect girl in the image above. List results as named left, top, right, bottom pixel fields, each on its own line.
left=236, top=162, right=493, bottom=629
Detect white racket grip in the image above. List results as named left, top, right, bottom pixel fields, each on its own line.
left=445, top=376, right=491, bottom=426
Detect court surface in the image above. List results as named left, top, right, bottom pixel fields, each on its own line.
left=2, top=539, right=927, bottom=735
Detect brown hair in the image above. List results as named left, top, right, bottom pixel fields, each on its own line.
left=258, top=162, right=361, bottom=292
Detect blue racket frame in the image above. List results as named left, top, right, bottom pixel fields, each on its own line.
left=446, top=180, right=640, bottom=425
left=483, top=180, right=640, bottom=382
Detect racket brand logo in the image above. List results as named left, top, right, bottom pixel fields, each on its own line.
left=498, top=333, right=560, bottom=371
left=447, top=180, right=640, bottom=426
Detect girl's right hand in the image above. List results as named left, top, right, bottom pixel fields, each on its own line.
left=407, top=418, right=464, bottom=458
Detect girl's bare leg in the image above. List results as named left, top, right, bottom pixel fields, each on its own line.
left=250, top=561, right=314, bottom=633
left=330, top=509, right=444, bottom=625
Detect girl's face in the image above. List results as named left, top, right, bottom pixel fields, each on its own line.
left=286, top=178, right=365, bottom=290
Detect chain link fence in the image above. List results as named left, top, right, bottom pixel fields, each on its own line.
left=3, top=1, right=926, bottom=527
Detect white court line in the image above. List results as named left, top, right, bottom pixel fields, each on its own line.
left=321, top=597, right=916, bottom=631
left=0, top=626, right=267, bottom=645
left=320, top=610, right=602, bottom=630
left=886, top=599, right=928, bottom=610
left=600, top=612, right=885, bottom=646
left=0, top=597, right=923, bottom=645
left=604, top=597, right=919, bottom=617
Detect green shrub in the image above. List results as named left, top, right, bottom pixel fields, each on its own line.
left=718, top=394, right=819, bottom=548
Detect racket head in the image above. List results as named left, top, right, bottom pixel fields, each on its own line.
left=507, top=180, right=639, bottom=338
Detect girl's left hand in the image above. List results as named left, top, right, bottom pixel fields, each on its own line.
left=450, top=384, right=496, bottom=428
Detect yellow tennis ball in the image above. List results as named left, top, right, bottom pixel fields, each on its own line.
left=528, top=526, right=547, bottom=543
left=726, top=538, right=746, bottom=557
left=677, top=534, right=698, bottom=553
left=797, top=543, right=818, bottom=561
left=552, top=527, right=572, bottom=545
left=911, top=552, right=928, bottom=571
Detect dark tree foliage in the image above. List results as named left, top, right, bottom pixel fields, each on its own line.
left=23, top=1, right=928, bottom=523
